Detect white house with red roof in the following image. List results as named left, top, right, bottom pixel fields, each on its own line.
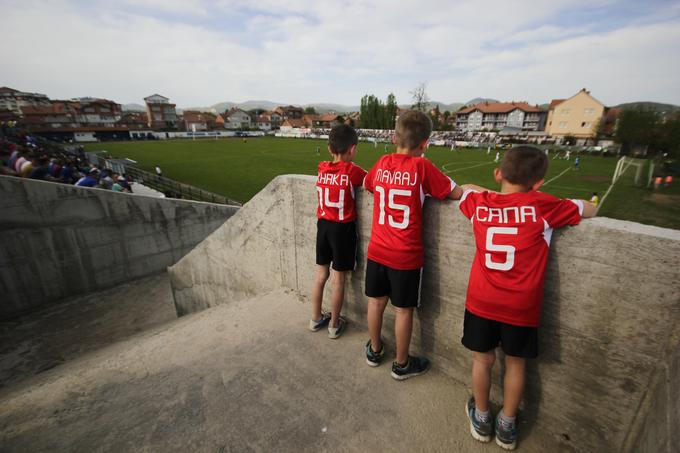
left=455, top=101, right=547, bottom=132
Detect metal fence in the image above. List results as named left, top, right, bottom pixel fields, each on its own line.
left=123, top=166, right=242, bottom=206
left=94, top=155, right=241, bottom=206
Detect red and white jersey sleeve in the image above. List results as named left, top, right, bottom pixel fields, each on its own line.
left=316, top=161, right=367, bottom=223
left=459, top=190, right=582, bottom=327
left=366, top=154, right=456, bottom=270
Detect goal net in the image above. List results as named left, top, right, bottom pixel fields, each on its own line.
left=611, top=157, right=653, bottom=187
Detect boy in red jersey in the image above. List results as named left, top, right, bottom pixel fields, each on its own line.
left=458, top=146, right=597, bottom=450
left=363, top=110, right=463, bottom=379
left=311, top=124, right=367, bottom=339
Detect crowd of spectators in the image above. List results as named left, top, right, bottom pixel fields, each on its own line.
left=302, top=127, right=557, bottom=147
left=0, top=121, right=132, bottom=192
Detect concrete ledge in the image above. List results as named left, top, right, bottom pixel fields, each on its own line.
left=0, top=176, right=238, bottom=320
left=169, top=174, right=680, bottom=452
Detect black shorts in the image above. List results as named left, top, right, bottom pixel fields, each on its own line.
left=461, top=309, right=538, bottom=358
left=316, top=219, right=357, bottom=271
left=364, top=259, right=422, bottom=308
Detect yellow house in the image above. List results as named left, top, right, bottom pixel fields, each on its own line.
left=545, top=88, right=605, bottom=138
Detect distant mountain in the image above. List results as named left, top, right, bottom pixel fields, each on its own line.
left=306, top=103, right=359, bottom=113
left=464, top=97, right=500, bottom=106
left=187, top=100, right=359, bottom=114
left=180, top=98, right=503, bottom=115
left=396, top=101, right=464, bottom=112
left=430, top=101, right=464, bottom=112
left=615, top=102, right=680, bottom=114
left=122, top=103, right=146, bottom=112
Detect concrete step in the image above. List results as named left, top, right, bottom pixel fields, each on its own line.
left=0, top=288, right=559, bottom=452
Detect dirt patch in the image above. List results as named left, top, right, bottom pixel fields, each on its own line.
left=580, top=175, right=610, bottom=183
left=647, top=193, right=680, bottom=206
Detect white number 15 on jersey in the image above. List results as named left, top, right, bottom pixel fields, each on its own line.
left=375, top=186, right=411, bottom=229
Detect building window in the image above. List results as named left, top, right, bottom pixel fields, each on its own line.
left=582, top=122, right=591, bottom=128
left=561, top=108, right=570, bottom=115
left=559, top=122, right=568, bottom=129
left=584, top=108, right=594, bottom=116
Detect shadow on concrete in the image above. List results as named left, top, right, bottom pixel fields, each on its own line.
left=0, top=273, right=176, bottom=393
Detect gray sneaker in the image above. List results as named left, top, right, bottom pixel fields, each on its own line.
left=328, top=317, right=346, bottom=339
left=308, top=312, right=331, bottom=332
left=390, top=356, right=430, bottom=380
left=495, top=412, right=518, bottom=450
left=466, top=397, right=493, bottom=443
left=365, top=340, right=385, bottom=367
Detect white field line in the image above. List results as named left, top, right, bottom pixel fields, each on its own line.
left=442, top=161, right=487, bottom=171
left=598, top=181, right=617, bottom=209
left=542, top=167, right=572, bottom=186
left=443, top=161, right=495, bottom=174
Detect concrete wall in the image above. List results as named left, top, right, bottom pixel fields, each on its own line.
left=0, top=176, right=238, bottom=320
left=168, top=174, right=680, bottom=452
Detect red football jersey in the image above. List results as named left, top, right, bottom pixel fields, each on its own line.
left=316, top=161, right=367, bottom=223
left=459, top=190, right=583, bottom=327
left=364, top=154, right=456, bottom=270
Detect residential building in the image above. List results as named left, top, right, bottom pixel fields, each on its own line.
left=223, top=108, right=252, bottom=129
left=306, top=113, right=341, bottom=129
left=268, top=111, right=282, bottom=128
left=254, top=115, right=272, bottom=131
left=182, top=110, right=213, bottom=131
left=144, top=94, right=178, bottom=129
left=545, top=89, right=605, bottom=138
left=0, top=87, right=51, bottom=115
left=117, top=112, right=148, bottom=130
left=455, top=101, right=547, bottom=132
left=280, top=118, right=307, bottom=129
left=274, top=105, right=304, bottom=120
left=20, top=102, right=79, bottom=128
left=73, top=98, right=122, bottom=126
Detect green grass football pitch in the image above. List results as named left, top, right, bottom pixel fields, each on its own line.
left=85, top=136, right=680, bottom=230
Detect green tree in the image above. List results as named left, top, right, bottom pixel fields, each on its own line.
left=615, top=108, right=660, bottom=149
left=359, top=93, right=397, bottom=129
left=304, top=106, right=317, bottom=114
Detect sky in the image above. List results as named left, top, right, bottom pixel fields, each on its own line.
left=1, top=0, right=680, bottom=108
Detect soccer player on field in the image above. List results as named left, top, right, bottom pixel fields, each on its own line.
left=458, top=146, right=596, bottom=450
left=363, top=110, right=463, bottom=379
left=311, top=124, right=367, bottom=339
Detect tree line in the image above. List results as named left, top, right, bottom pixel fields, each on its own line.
left=359, top=94, right=398, bottom=129
left=614, top=108, right=680, bottom=158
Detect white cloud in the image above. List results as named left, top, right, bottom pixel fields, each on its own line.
left=0, top=0, right=678, bottom=107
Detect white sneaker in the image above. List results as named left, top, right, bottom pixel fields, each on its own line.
left=309, top=312, right=331, bottom=332
left=328, top=318, right=347, bottom=339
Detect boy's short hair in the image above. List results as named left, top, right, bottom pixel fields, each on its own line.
left=500, top=146, right=549, bottom=188
left=395, top=110, right=432, bottom=151
left=328, top=124, right=358, bottom=154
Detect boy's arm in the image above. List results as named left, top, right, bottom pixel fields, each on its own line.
left=461, top=183, right=497, bottom=193
left=447, top=185, right=464, bottom=199
left=576, top=200, right=597, bottom=218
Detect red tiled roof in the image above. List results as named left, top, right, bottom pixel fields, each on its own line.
left=457, top=102, right=542, bottom=114
left=183, top=110, right=210, bottom=122
left=282, top=118, right=307, bottom=128
left=317, top=114, right=339, bottom=122
left=548, top=99, right=565, bottom=110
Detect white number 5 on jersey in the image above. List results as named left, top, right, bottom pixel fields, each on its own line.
left=485, top=227, right=517, bottom=271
